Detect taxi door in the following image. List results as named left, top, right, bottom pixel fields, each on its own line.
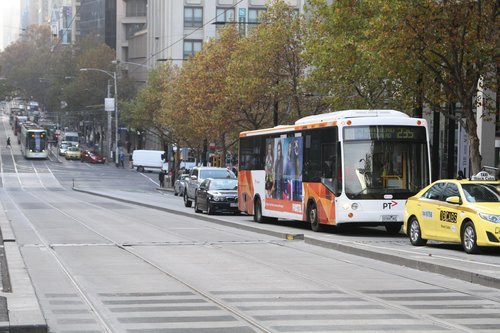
left=418, top=182, right=446, bottom=238
left=435, top=183, right=461, bottom=241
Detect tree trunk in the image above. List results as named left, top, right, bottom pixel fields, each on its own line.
left=464, top=104, right=482, bottom=175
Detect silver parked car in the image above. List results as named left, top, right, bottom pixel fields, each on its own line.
left=183, top=167, right=236, bottom=207
left=173, top=174, right=190, bottom=196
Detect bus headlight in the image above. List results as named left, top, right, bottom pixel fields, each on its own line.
left=343, top=203, right=359, bottom=210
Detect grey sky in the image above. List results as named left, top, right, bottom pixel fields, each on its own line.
left=0, top=1, right=21, bottom=51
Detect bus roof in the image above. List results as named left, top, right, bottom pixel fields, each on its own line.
left=240, top=110, right=414, bottom=137
left=295, top=109, right=409, bottom=125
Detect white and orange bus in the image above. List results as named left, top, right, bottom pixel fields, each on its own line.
left=238, top=110, right=431, bottom=233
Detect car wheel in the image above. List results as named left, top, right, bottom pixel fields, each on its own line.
left=462, top=221, right=480, bottom=254
left=408, top=217, right=427, bottom=246
left=137, top=166, right=144, bottom=172
left=194, top=198, right=201, bottom=213
left=385, top=223, right=403, bottom=234
left=207, top=200, right=215, bottom=215
left=308, top=201, right=323, bottom=232
left=183, top=191, right=192, bottom=207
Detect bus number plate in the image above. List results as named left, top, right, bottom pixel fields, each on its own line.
left=382, top=215, right=397, bottom=222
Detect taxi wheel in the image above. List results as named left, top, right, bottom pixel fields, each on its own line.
left=409, top=217, right=427, bottom=246
left=462, top=221, right=481, bottom=254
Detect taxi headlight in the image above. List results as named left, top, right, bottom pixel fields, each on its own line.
left=479, top=213, right=500, bottom=223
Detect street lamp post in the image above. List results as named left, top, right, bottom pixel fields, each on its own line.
left=79, top=68, right=119, bottom=165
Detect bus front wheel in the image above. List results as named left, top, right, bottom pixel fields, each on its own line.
left=385, top=223, right=402, bottom=234
left=308, top=202, right=323, bottom=232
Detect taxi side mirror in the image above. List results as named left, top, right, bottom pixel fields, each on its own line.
left=446, top=196, right=462, bottom=205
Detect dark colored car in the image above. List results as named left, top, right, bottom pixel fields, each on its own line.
left=194, top=178, right=239, bottom=215
left=174, top=174, right=190, bottom=196
left=80, top=150, right=106, bottom=164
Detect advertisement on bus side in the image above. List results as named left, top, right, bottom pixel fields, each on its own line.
left=264, top=137, right=303, bottom=213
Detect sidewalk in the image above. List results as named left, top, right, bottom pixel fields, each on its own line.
left=0, top=202, right=48, bottom=333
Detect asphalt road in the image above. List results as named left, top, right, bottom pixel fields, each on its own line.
left=1, top=114, right=500, bottom=333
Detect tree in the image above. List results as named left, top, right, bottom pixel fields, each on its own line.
left=172, top=25, right=242, bottom=162
left=304, top=0, right=498, bottom=174
left=228, top=0, right=310, bottom=131
left=374, top=0, right=498, bottom=174
left=0, top=25, right=56, bottom=104
left=122, top=62, right=178, bottom=147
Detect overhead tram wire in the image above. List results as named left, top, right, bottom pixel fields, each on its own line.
left=127, top=0, right=245, bottom=74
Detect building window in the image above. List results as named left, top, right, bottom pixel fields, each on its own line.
left=216, top=7, right=235, bottom=24
left=126, top=0, right=147, bottom=17
left=125, top=23, right=145, bottom=39
left=248, top=8, right=266, bottom=24
left=183, top=40, right=202, bottom=59
left=184, top=7, right=203, bottom=28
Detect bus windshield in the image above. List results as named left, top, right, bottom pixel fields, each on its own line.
left=343, top=126, right=429, bottom=200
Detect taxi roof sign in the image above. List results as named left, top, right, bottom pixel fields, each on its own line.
left=471, top=171, right=496, bottom=181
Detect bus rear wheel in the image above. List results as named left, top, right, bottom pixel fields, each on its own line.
left=308, top=202, right=323, bottom=232
left=253, top=198, right=264, bottom=223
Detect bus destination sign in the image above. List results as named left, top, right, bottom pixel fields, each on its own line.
left=344, top=126, right=426, bottom=141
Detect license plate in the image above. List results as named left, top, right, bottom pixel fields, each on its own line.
left=230, top=203, right=238, bottom=207
left=382, top=215, right=397, bottom=222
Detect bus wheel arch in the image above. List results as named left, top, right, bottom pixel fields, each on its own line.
left=253, top=196, right=276, bottom=223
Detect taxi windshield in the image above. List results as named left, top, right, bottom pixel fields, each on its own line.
left=462, top=183, right=500, bottom=203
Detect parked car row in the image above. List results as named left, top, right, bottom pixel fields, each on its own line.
left=175, top=166, right=239, bottom=215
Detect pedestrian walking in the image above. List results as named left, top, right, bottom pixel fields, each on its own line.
left=6, top=137, right=11, bottom=148
left=159, top=170, right=166, bottom=188
left=119, top=151, right=125, bottom=168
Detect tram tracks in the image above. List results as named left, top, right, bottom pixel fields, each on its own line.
left=6, top=187, right=500, bottom=332
left=4, top=188, right=276, bottom=332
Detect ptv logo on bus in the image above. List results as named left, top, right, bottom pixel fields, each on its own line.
left=383, top=201, right=398, bottom=209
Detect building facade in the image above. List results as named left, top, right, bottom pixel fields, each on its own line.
left=116, top=0, right=306, bottom=150
left=73, top=0, right=117, bottom=49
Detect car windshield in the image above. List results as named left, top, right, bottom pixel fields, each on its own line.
left=209, top=179, right=238, bottom=190
left=201, top=169, right=236, bottom=179
left=68, top=147, right=78, bottom=152
left=462, top=183, right=500, bottom=203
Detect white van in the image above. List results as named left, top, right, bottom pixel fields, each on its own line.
left=132, top=150, right=168, bottom=172
left=63, top=131, right=79, bottom=147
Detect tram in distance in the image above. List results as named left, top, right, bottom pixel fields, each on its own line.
left=238, top=109, right=432, bottom=233
left=20, top=122, right=49, bottom=159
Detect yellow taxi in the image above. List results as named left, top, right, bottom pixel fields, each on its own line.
left=404, top=171, right=500, bottom=254
left=64, top=146, right=81, bottom=160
